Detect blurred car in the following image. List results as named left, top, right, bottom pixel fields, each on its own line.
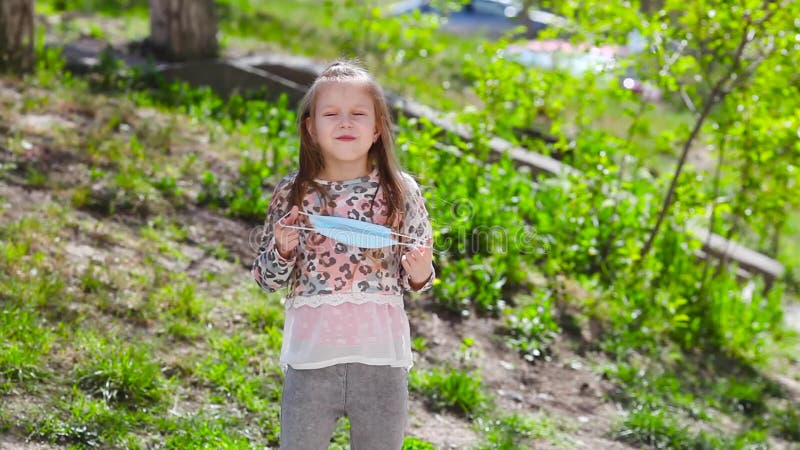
left=388, top=0, right=571, bottom=39
left=506, top=39, right=663, bottom=101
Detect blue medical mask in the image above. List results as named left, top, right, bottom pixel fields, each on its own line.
left=279, top=211, right=429, bottom=249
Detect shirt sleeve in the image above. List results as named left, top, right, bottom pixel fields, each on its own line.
left=252, top=175, right=297, bottom=293
left=399, top=175, right=435, bottom=293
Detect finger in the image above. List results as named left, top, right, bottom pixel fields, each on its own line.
left=280, top=239, right=299, bottom=253
left=280, top=206, right=296, bottom=222
left=284, top=206, right=299, bottom=225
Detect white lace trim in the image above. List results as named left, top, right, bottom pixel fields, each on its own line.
left=285, top=292, right=404, bottom=309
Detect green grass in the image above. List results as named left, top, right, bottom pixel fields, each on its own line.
left=409, top=367, right=488, bottom=417
left=195, top=334, right=283, bottom=413
left=0, top=306, right=54, bottom=392
left=73, top=332, right=166, bottom=407
left=411, top=336, right=428, bottom=354
left=474, top=412, right=574, bottom=450
left=603, top=353, right=800, bottom=449
left=614, top=402, right=722, bottom=450
left=29, top=389, right=150, bottom=447
left=0, top=200, right=284, bottom=446
left=151, top=278, right=207, bottom=340
left=0, top=228, right=62, bottom=393
left=160, top=414, right=256, bottom=450
left=403, top=436, right=438, bottom=449
left=503, top=291, right=561, bottom=362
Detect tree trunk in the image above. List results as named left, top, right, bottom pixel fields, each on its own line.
left=149, top=0, right=218, bottom=61
left=0, top=0, right=35, bottom=72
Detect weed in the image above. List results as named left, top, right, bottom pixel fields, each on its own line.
left=195, top=335, right=281, bottom=413
left=73, top=333, right=165, bottom=407
left=0, top=306, right=53, bottom=391
left=409, top=367, right=487, bottom=417
left=29, top=415, right=102, bottom=448
left=403, top=436, right=437, bottom=449
left=412, top=336, right=428, bottom=354
left=474, top=412, right=570, bottom=449
left=160, top=414, right=254, bottom=450
left=503, top=291, right=561, bottom=363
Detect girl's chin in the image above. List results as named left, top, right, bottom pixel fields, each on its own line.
left=323, top=152, right=371, bottom=163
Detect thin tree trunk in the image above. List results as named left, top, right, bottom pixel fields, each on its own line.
left=0, top=0, right=35, bottom=72
left=149, top=0, right=218, bottom=61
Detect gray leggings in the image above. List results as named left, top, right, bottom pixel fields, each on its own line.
left=279, top=362, right=409, bottom=450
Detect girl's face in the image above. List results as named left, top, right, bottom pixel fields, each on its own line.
left=307, top=82, right=380, bottom=171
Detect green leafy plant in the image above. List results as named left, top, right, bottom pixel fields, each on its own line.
left=474, top=413, right=566, bottom=450
left=30, top=415, right=102, bottom=448
left=409, top=367, right=487, bottom=417
left=411, top=336, right=428, bottom=354
left=161, top=415, right=254, bottom=450
left=73, top=334, right=165, bottom=408
left=195, top=335, right=281, bottom=413
left=0, top=306, right=53, bottom=391
left=503, top=292, right=561, bottom=363
left=403, top=436, right=437, bottom=450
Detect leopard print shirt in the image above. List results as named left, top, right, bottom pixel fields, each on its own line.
left=252, top=168, right=434, bottom=302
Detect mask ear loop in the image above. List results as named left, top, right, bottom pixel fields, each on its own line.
left=389, top=230, right=433, bottom=249
left=276, top=210, right=315, bottom=232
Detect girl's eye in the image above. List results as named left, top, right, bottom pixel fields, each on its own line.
left=323, top=113, right=337, bottom=117
left=354, top=112, right=366, bottom=116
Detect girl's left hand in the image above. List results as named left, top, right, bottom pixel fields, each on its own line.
left=401, top=239, right=433, bottom=288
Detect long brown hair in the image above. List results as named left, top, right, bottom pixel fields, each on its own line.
left=289, top=60, right=407, bottom=231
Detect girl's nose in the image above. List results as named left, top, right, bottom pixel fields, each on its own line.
left=339, top=115, right=354, bottom=127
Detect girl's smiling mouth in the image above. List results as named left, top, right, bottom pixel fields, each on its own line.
left=336, top=135, right=357, bottom=141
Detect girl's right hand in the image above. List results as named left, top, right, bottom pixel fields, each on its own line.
left=275, top=206, right=300, bottom=259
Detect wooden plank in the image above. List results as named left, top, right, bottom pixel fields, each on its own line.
left=689, top=226, right=785, bottom=279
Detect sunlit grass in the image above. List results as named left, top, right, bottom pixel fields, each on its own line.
left=409, top=367, right=488, bottom=417
left=0, top=306, right=54, bottom=392
left=474, top=412, right=575, bottom=449
left=72, top=331, right=166, bottom=407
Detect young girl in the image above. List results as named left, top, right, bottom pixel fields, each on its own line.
left=252, top=61, right=435, bottom=450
